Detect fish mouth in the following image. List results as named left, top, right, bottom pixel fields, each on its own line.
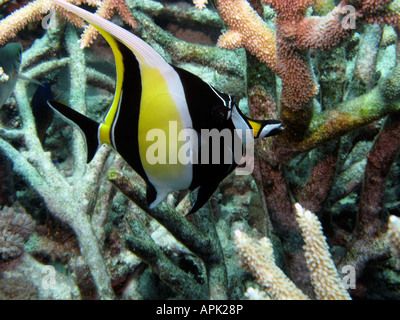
left=265, top=123, right=285, bottom=137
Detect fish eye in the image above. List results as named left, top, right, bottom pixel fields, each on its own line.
left=212, top=104, right=231, bottom=122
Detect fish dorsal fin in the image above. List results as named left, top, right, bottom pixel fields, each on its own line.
left=51, top=0, right=167, bottom=69
left=51, top=0, right=173, bottom=145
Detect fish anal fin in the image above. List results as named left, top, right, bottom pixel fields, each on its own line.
left=146, top=183, right=170, bottom=209
left=47, top=100, right=100, bottom=163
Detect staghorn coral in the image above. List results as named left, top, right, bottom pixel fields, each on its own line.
left=217, top=0, right=352, bottom=139
left=0, top=0, right=85, bottom=45
left=0, top=0, right=136, bottom=46
left=193, top=0, right=208, bottom=10
left=79, top=0, right=137, bottom=48
left=294, top=203, right=351, bottom=300
left=216, top=0, right=400, bottom=141
left=0, top=24, right=117, bottom=299
left=0, top=0, right=399, bottom=299
left=235, top=229, right=309, bottom=300
left=108, top=167, right=228, bottom=299
left=351, top=0, right=400, bottom=26
left=217, top=0, right=277, bottom=72
left=235, top=203, right=351, bottom=300
left=0, top=205, right=34, bottom=260
left=214, top=0, right=400, bottom=296
left=0, top=0, right=249, bottom=300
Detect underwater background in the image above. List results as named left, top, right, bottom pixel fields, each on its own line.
left=0, top=0, right=400, bottom=300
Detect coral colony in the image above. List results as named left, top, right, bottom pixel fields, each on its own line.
left=0, top=0, right=399, bottom=300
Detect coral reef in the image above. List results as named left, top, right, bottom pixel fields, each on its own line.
left=0, top=0, right=399, bottom=300
left=0, top=205, right=34, bottom=260
left=235, top=203, right=350, bottom=300
left=0, top=0, right=136, bottom=46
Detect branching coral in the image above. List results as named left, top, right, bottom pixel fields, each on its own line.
left=0, top=0, right=247, bottom=300
left=214, top=0, right=400, bottom=297
left=217, top=0, right=352, bottom=139
left=78, top=0, right=137, bottom=48
left=235, top=203, right=351, bottom=300
left=108, top=167, right=228, bottom=299
left=0, top=0, right=84, bottom=45
left=217, top=0, right=277, bottom=72
left=0, top=0, right=136, bottom=46
left=0, top=0, right=399, bottom=300
left=0, top=25, right=117, bottom=299
left=216, top=0, right=400, bottom=141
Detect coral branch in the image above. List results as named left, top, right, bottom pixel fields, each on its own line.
left=295, top=203, right=351, bottom=300
left=0, top=0, right=85, bottom=45
left=216, top=0, right=277, bottom=72
left=235, top=203, right=350, bottom=300
left=79, top=0, right=137, bottom=48
left=235, top=229, right=308, bottom=300
left=358, top=112, right=400, bottom=239
left=0, top=0, right=136, bottom=47
left=108, top=168, right=228, bottom=299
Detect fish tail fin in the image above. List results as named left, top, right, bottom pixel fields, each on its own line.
left=47, top=100, right=101, bottom=163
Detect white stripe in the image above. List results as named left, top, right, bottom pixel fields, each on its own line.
left=208, top=84, right=227, bottom=107
left=259, top=123, right=282, bottom=139
left=231, top=105, right=251, bottom=146
left=110, top=89, right=123, bottom=149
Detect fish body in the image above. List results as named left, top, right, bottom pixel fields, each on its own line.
left=0, top=42, right=22, bottom=107
left=47, top=0, right=284, bottom=213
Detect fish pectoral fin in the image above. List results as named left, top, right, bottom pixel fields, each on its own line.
left=188, top=183, right=219, bottom=215
left=47, top=100, right=101, bottom=163
left=147, top=183, right=170, bottom=209
left=17, top=73, right=44, bottom=86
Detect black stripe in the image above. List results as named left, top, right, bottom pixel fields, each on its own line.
left=172, top=66, right=238, bottom=190
left=112, top=41, right=148, bottom=181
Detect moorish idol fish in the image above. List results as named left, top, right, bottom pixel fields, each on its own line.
left=47, top=0, right=284, bottom=214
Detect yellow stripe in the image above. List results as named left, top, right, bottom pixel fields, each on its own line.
left=247, top=120, right=262, bottom=138
left=94, top=26, right=125, bottom=146
left=138, top=64, right=187, bottom=182
left=90, top=24, right=187, bottom=183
